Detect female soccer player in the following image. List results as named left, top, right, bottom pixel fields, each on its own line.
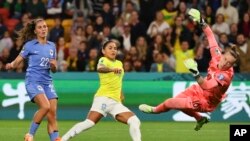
left=5, top=19, right=61, bottom=141
left=139, top=8, right=240, bottom=131
left=61, top=40, right=141, bottom=141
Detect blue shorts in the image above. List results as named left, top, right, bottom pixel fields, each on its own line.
left=25, top=82, right=58, bottom=102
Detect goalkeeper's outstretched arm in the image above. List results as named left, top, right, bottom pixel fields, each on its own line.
left=188, top=8, right=221, bottom=58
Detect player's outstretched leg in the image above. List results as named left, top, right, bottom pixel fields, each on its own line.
left=24, top=133, right=33, bottom=141
left=194, top=117, right=209, bottom=131
left=138, top=104, right=154, bottom=113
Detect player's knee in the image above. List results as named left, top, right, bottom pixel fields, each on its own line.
left=40, top=104, right=50, bottom=113
left=127, top=116, right=141, bottom=127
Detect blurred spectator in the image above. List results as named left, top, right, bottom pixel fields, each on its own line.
left=66, top=47, right=82, bottom=71
left=0, top=31, right=13, bottom=52
left=62, top=0, right=76, bottom=19
left=96, top=25, right=114, bottom=45
left=71, top=26, right=86, bottom=48
left=120, top=0, right=135, bottom=23
left=111, top=0, right=122, bottom=19
left=122, top=0, right=140, bottom=12
left=10, top=0, right=26, bottom=19
left=8, top=38, right=23, bottom=61
left=71, top=11, right=86, bottom=33
left=236, top=34, right=250, bottom=73
left=26, top=0, right=46, bottom=18
left=150, top=52, right=173, bottom=72
left=77, top=40, right=88, bottom=65
left=212, top=13, right=230, bottom=35
left=111, top=17, right=124, bottom=38
left=147, top=10, right=170, bottom=39
left=218, top=33, right=232, bottom=50
left=0, top=15, right=7, bottom=39
left=58, top=60, right=68, bottom=72
left=216, top=0, right=239, bottom=25
left=194, top=36, right=211, bottom=72
left=173, top=40, right=194, bottom=73
left=228, top=23, right=238, bottom=44
left=94, top=15, right=104, bottom=33
left=46, top=0, right=63, bottom=18
left=161, top=0, right=177, bottom=26
left=48, top=17, right=64, bottom=43
left=123, top=59, right=133, bottom=72
left=85, top=24, right=99, bottom=51
left=170, top=16, right=194, bottom=50
left=132, top=59, right=145, bottom=72
left=238, top=0, right=250, bottom=19
left=119, top=22, right=132, bottom=53
left=0, top=48, right=11, bottom=70
left=101, top=2, right=115, bottom=27
left=129, top=10, right=147, bottom=46
left=145, top=34, right=166, bottom=71
left=56, top=36, right=69, bottom=70
left=86, top=48, right=98, bottom=72
left=238, top=12, right=250, bottom=38
left=204, top=5, right=215, bottom=26
left=186, top=0, right=203, bottom=10
left=139, top=0, right=164, bottom=27
left=86, top=0, right=107, bottom=18
left=135, top=36, right=147, bottom=62
left=13, top=13, right=31, bottom=38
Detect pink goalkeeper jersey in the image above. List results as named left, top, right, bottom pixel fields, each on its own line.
left=186, top=26, right=234, bottom=107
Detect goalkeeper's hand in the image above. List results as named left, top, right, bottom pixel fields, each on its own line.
left=184, top=59, right=199, bottom=77
left=187, top=8, right=205, bottom=25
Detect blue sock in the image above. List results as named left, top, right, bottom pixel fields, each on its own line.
left=49, top=131, right=59, bottom=141
left=29, top=122, right=40, bottom=136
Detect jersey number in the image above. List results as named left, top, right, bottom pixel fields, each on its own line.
left=40, top=57, right=50, bottom=67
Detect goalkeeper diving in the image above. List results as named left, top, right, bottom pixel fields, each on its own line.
left=139, top=8, right=240, bottom=131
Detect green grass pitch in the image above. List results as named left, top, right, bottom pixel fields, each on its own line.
left=0, top=120, right=232, bottom=141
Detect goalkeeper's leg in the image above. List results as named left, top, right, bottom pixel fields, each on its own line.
left=181, top=110, right=209, bottom=131
left=150, top=97, right=194, bottom=113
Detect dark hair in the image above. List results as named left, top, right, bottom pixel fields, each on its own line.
left=17, top=18, right=44, bottom=43
left=102, top=39, right=120, bottom=49
left=226, top=45, right=240, bottom=64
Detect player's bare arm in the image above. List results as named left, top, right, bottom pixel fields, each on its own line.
left=97, top=64, right=122, bottom=74
left=6, top=55, right=24, bottom=70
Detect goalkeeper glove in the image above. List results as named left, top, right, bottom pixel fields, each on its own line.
left=187, top=8, right=206, bottom=26
left=184, top=59, right=199, bottom=77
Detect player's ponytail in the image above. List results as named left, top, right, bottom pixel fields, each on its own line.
left=17, top=18, right=44, bottom=43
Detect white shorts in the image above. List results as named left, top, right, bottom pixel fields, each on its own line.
left=90, top=96, right=131, bottom=118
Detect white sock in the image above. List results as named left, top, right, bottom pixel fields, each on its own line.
left=61, top=119, right=95, bottom=141
left=127, top=116, right=141, bottom=141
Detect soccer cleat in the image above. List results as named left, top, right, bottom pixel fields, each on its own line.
left=24, top=133, right=33, bottom=141
left=194, top=117, right=209, bottom=131
left=139, top=104, right=154, bottom=113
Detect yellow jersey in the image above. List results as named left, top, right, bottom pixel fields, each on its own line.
left=95, top=57, right=124, bottom=102
left=174, top=49, right=194, bottom=73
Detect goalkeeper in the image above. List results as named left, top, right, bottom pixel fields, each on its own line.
left=139, top=8, right=239, bottom=131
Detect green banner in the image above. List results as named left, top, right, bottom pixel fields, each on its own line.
left=1, top=79, right=250, bottom=121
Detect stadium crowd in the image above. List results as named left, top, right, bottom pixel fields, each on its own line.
left=0, top=0, right=250, bottom=73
